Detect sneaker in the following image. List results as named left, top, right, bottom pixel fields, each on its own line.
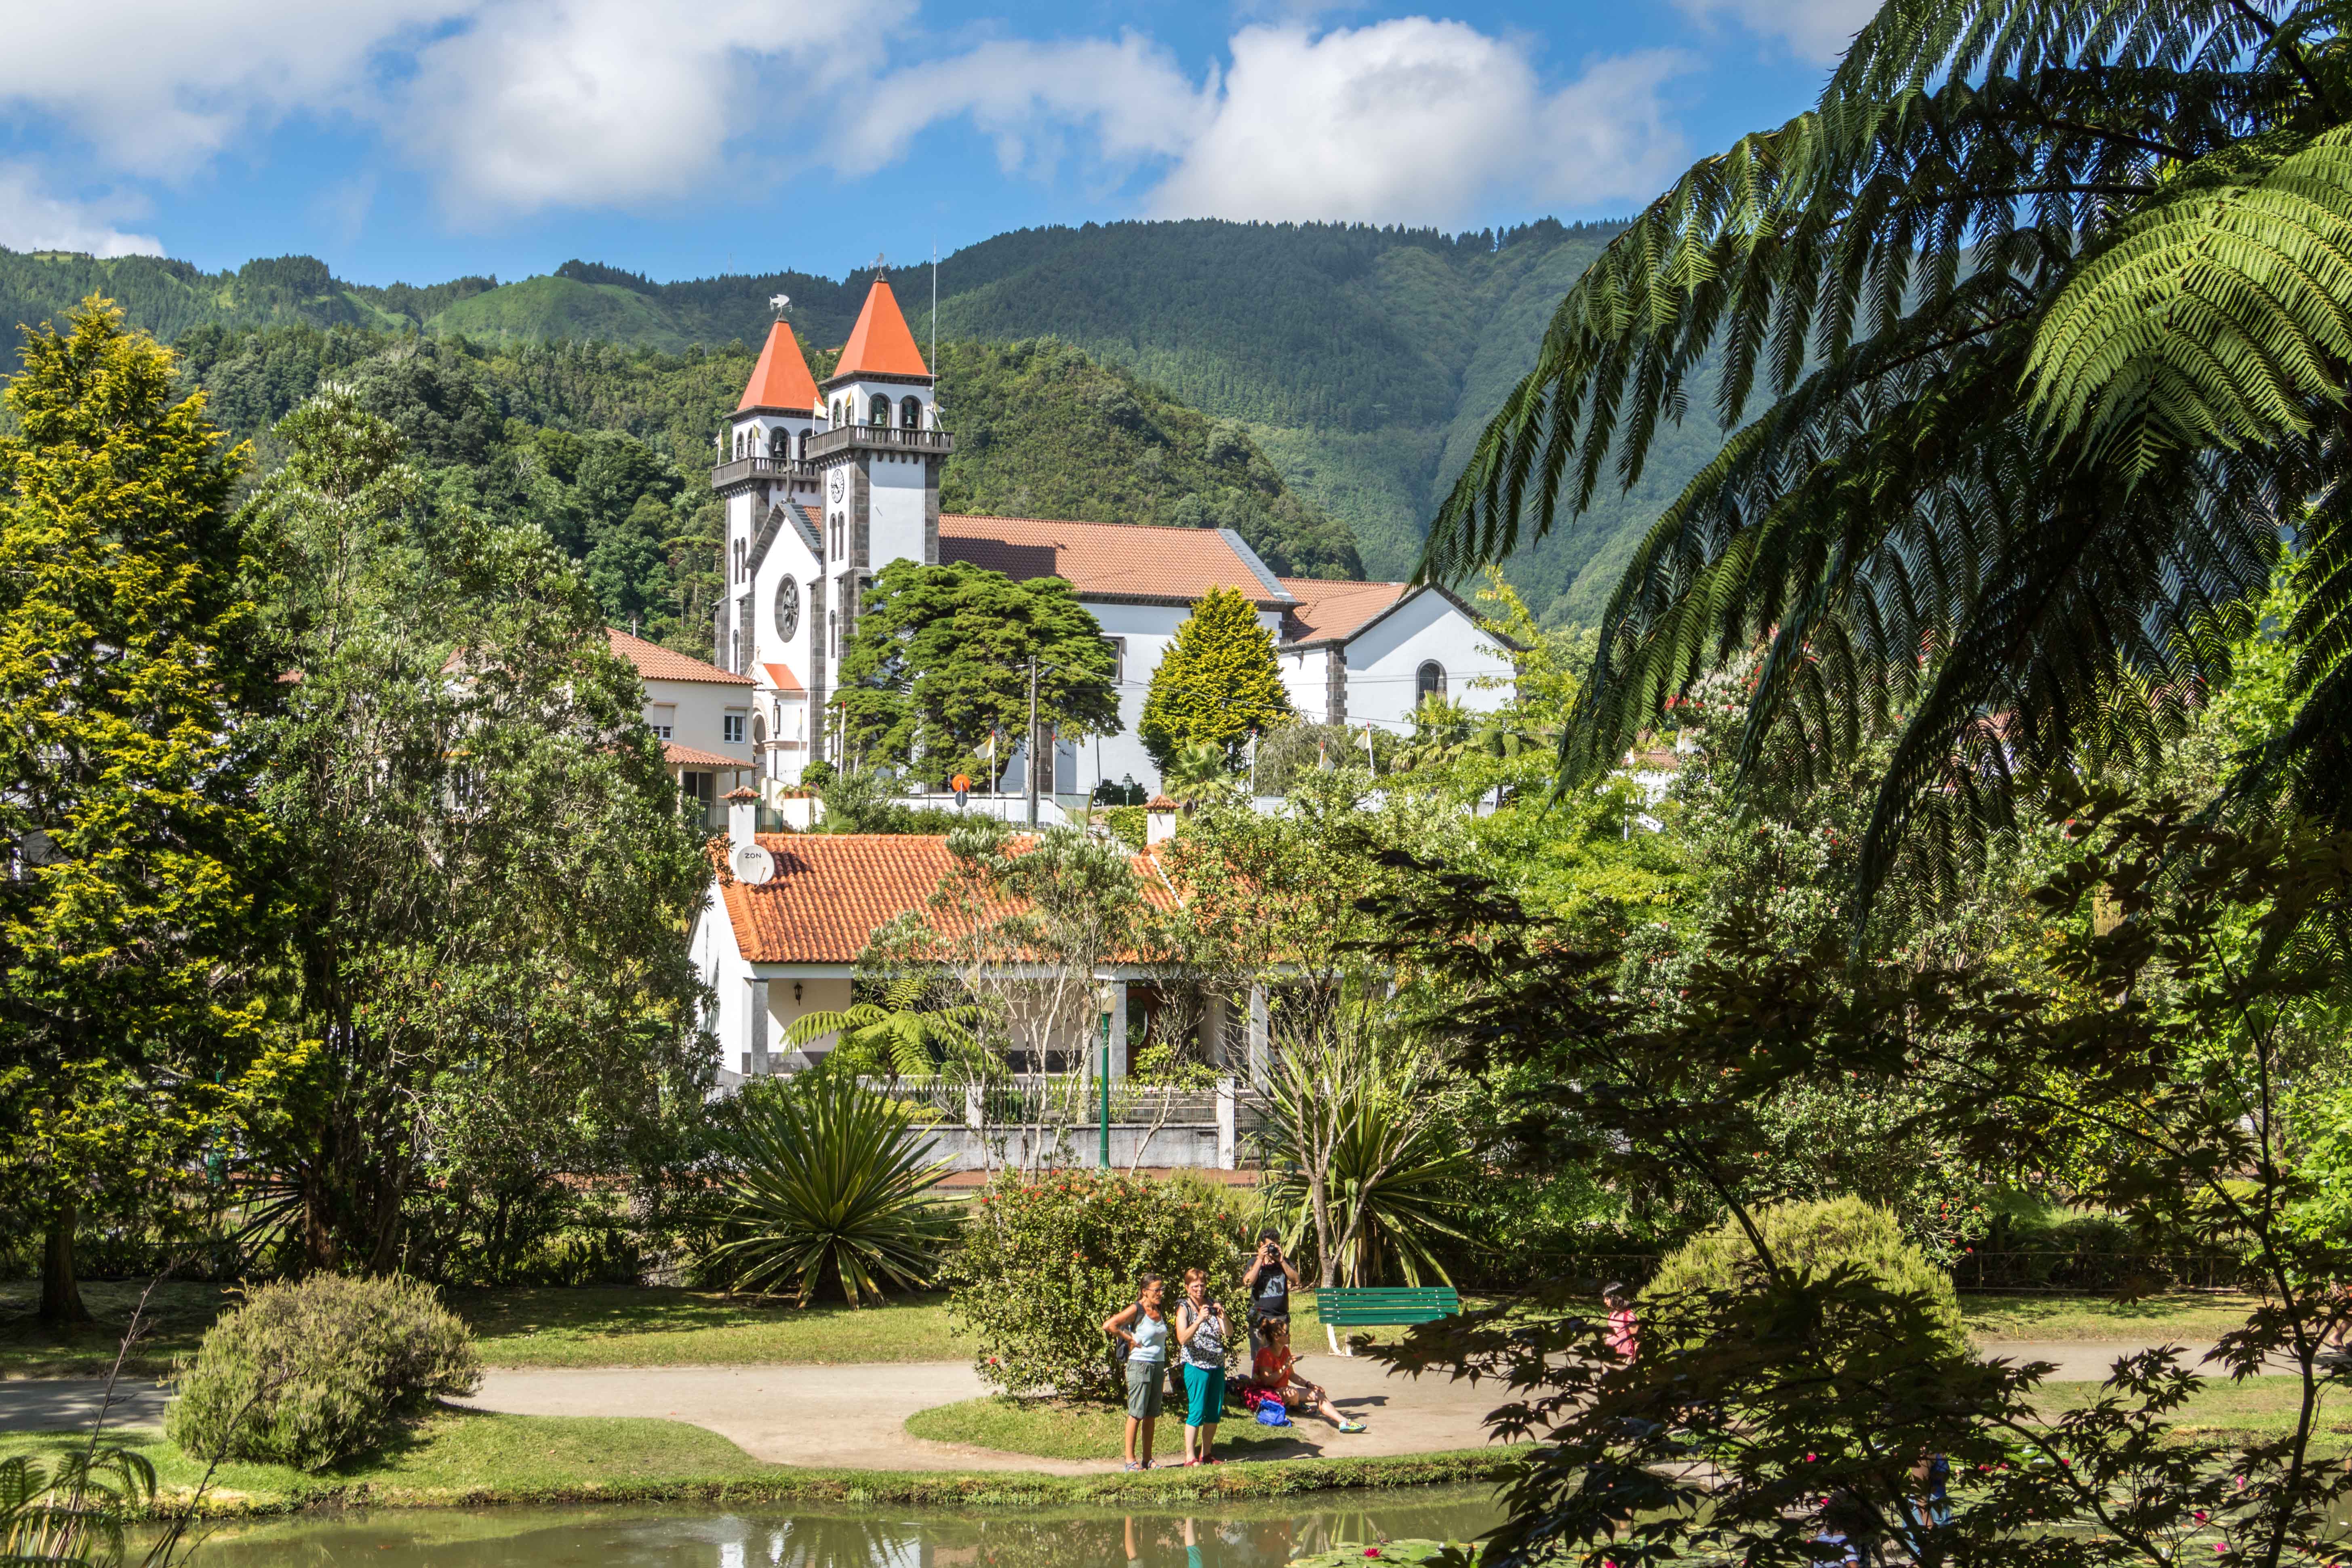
left=1338, top=1421, right=1367, bottom=1433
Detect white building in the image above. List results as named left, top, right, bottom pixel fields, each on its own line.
left=605, top=628, right=754, bottom=824
left=708, top=272, right=1517, bottom=798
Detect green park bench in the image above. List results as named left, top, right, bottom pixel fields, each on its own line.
left=1312, top=1285, right=1461, bottom=1356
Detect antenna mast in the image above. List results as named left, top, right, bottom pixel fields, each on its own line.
left=930, top=237, right=938, bottom=373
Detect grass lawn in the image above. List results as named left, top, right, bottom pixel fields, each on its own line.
left=0, top=1284, right=973, bottom=1379
left=2033, top=1371, right=2352, bottom=1450
left=0, top=1410, right=1509, bottom=1515
left=906, top=1395, right=1304, bottom=1463
left=1960, top=1292, right=2266, bottom=1344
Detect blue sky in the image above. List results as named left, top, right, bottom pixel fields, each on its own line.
left=0, top=0, right=1869, bottom=287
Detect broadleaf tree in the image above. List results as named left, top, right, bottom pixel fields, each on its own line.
left=1138, top=585, right=1293, bottom=770
left=836, top=560, right=1120, bottom=789
left=240, top=384, right=713, bottom=1273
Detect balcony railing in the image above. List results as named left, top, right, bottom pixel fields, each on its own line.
left=710, top=454, right=817, bottom=488
left=806, top=425, right=954, bottom=459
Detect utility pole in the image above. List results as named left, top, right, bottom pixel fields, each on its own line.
left=1026, top=655, right=1040, bottom=828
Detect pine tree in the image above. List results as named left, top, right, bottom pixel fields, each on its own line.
left=1139, top=585, right=1293, bottom=771
left=0, top=297, right=272, bottom=1323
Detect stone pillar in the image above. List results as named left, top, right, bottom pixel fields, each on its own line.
left=1107, top=980, right=1130, bottom=1082
left=1246, top=985, right=1269, bottom=1089
left=1215, top=1077, right=1236, bottom=1170
left=748, top=979, right=770, bottom=1076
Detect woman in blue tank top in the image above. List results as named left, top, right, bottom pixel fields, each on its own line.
left=1102, top=1274, right=1169, bottom=1470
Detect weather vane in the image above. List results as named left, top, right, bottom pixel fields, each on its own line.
left=769, top=292, right=790, bottom=317
left=872, top=250, right=888, bottom=276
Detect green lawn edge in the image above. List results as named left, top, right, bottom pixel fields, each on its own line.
left=0, top=1422, right=1515, bottom=1518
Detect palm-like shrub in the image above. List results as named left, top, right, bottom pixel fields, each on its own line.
left=1264, top=1022, right=1478, bottom=1287
left=1422, top=0, right=2352, bottom=913
left=784, top=974, right=992, bottom=1082
left=703, top=1069, right=958, bottom=1305
left=1648, top=1196, right=1966, bottom=1352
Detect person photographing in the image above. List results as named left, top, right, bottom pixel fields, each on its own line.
left=1243, top=1228, right=1299, bottom=1334
left=1173, top=1268, right=1229, bottom=1464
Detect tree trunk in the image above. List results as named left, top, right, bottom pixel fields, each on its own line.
left=38, top=1205, right=93, bottom=1326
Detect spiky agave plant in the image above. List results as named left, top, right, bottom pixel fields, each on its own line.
left=1421, top=0, right=2352, bottom=924
left=704, top=1069, right=960, bottom=1306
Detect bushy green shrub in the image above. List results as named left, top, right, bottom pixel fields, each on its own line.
left=1646, top=1196, right=1965, bottom=1351
left=1103, top=805, right=1146, bottom=850
left=946, top=1170, right=1240, bottom=1400
left=165, top=1274, right=480, bottom=1471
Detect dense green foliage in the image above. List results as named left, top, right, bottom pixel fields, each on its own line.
left=1139, top=587, right=1295, bottom=769
left=837, top=560, right=1121, bottom=786
left=164, top=1274, right=479, bottom=1471
left=0, top=299, right=277, bottom=1324
left=946, top=1170, right=1241, bottom=1400
left=1647, top=1197, right=1966, bottom=1352
left=701, top=1071, right=959, bottom=1306
left=933, top=337, right=1357, bottom=577
left=1423, top=0, right=2352, bottom=913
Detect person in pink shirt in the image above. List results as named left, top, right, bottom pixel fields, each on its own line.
left=1603, top=1283, right=1638, bottom=1362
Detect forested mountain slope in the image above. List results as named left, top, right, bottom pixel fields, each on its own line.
left=2, top=219, right=1735, bottom=625
left=152, top=323, right=1348, bottom=657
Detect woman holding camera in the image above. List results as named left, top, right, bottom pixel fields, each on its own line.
left=1173, top=1267, right=1230, bottom=1464
left=1243, top=1228, right=1299, bottom=1333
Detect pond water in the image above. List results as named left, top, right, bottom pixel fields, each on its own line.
left=180, top=1487, right=1503, bottom=1568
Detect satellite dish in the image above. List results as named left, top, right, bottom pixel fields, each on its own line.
left=732, top=842, right=776, bottom=886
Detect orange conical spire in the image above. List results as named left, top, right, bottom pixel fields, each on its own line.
left=737, top=319, right=820, bottom=412
left=834, top=276, right=929, bottom=379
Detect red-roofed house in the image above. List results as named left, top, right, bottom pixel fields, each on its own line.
left=604, top=628, right=752, bottom=819
left=1275, top=577, right=1517, bottom=735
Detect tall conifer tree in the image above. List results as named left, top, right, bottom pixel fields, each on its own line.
left=1139, top=585, right=1293, bottom=770
left=0, top=298, right=271, bottom=1322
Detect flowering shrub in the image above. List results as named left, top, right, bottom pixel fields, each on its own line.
left=945, top=1170, right=1240, bottom=1400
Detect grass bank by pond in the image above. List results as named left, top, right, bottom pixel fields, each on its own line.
left=907, top=1396, right=1305, bottom=1462
left=0, top=1410, right=1514, bottom=1517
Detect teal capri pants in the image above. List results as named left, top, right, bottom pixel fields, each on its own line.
left=1182, top=1362, right=1225, bottom=1426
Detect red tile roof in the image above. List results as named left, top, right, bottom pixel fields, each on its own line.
left=759, top=662, right=806, bottom=695
left=665, top=740, right=746, bottom=768
left=940, top=515, right=1290, bottom=606
left=717, top=833, right=1177, bottom=964
left=831, top=278, right=929, bottom=380
left=737, top=320, right=821, bottom=412
left=608, top=628, right=752, bottom=686
left=1278, top=577, right=1407, bottom=644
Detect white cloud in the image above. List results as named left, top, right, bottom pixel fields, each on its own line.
left=834, top=34, right=1205, bottom=181
left=0, top=164, right=162, bottom=257
left=0, top=0, right=469, bottom=176
left=1147, top=21, right=1689, bottom=226
left=399, top=0, right=904, bottom=214
left=1672, top=0, right=1878, bottom=63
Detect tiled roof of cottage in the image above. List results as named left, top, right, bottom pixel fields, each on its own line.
left=939, top=515, right=1292, bottom=607
left=664, top=740, right=745, bottom=768
left=760, top=662, right=805, bottom=695
left=716, top=833, right=1178, bottom=964
left=608, top=628, right=752, bottom=685
left=829, top=278, right=930, bottom=380
left=737, top=320, right=821, bottom=413
left=1278, top=577, right=1408, bottom=644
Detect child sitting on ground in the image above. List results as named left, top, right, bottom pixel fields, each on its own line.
left=1245, top=1317, right=1367, bottom=1433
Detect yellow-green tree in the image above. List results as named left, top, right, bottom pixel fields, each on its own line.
left=1137, top=585, right=1291, bottom=770
left=0, top=298, right=277, bottom=1323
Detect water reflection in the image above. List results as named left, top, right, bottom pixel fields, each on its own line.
left=183, top=1488, right=1499, bottom=1568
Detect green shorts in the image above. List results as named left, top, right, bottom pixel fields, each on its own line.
left=1126, top=1357, right=1165, bottom=1419
left=1183, top=1362, right=1225, bottom=1427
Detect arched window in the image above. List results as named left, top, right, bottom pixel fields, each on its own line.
left=1417, top=661, right=1447, bottom=702
left=795, top=428, right=808, bottom=460
left=830, top=398, right=844, bottom=425
left=900, top=396, right=922, bottom=430
left=769, top=427, right=787, bottom=459
left=870, top=394, right=890, bottom=427
left=731, top=430, right=742, bottom=460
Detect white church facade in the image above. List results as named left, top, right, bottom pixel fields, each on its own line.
left=708, top=273, right=1516, bottom=800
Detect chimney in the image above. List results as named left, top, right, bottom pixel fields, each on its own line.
left=726, top=786, right=759, bottom=855
left=1145, top=794, right=1180, bottom=845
